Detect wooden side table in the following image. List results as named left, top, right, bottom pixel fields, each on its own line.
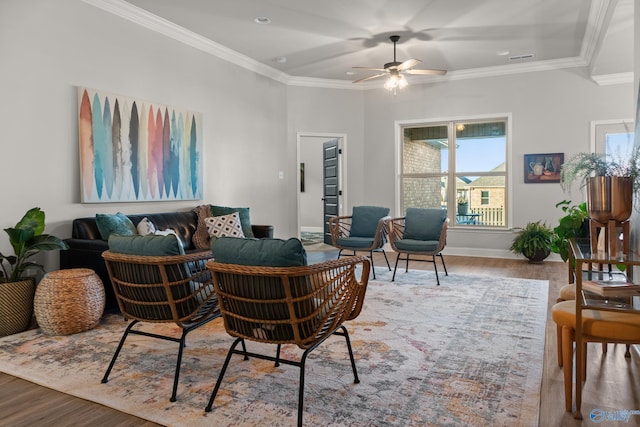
left=34, top=268, right=105, bottom=335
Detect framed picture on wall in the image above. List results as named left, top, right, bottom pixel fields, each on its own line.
left=524, top=153, right=563, bottom=183
left=77, top=87, right=204, bottom=203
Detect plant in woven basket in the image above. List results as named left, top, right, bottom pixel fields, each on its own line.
left=0, top=207, right=69, bottom=283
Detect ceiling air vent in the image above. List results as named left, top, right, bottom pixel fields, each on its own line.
left=509, top=53, right=535, bottom=61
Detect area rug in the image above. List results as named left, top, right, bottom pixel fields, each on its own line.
left=0, top=269, right=548, bottom=427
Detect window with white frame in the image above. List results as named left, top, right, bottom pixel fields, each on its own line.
left=400, top=118, right=508, bottom=227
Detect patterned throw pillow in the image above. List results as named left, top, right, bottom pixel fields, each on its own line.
left=136, top=217, right=156, bottom=236
left=204, top=213, right=245, bottom=239
left=192, top=205, right=213, bottom=249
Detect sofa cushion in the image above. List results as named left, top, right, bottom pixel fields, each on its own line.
left=210, top=205, right=254, bottom=238
left=349, top=206, right=389, bottom=238
left=212, top=237, right=307, bottom=267
left=205, top=213, right=245, bottom=239
left=108, top=234, right=185, bottom=256
left=96, top=213, right=137, bottom=240
left=404, top=208, right=446, bottom=241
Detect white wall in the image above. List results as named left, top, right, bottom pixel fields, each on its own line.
left=1, top=0, right=292, bottom=272
left=363, top=69, right=633, bottom=257
left=286, top=86, right=365, bottom=215
left=1, top=0, right=635, bottom=270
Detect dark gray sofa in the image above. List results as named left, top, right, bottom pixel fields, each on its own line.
left=59, top=211, right=273, bottom=311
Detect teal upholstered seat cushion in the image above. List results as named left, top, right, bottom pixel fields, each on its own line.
left=96, top=212, right=137, bottom=240
left=336, top=237, right=375, bottom=249
left=210, top=205, right=254, bottom=238
left=212, top=237, right=307, bottom=267
left=404, top=208, right=446, bottom=241
left=108, top=234, right=185, bottom=256
left=349, top=206, right=390, bottom=238
left=394, top=238, right=440, bottom=252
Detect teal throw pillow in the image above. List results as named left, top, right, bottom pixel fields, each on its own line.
left=96, top=212, right=137, bottom=240
left=349, top=206, right=390, bottom=238
left=210, top=205, right=254, bottom=238
left=108, top=234, right=185, bottom=256
left=404, top=208, right=446, bottom=241
left=212, top=237, right=307, bottom=267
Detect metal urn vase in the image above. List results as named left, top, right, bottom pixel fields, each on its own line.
left=586, top=176, right=633, bottom=222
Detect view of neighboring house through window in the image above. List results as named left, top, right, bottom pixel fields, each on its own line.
left=400, top=118, right=508, bottom=227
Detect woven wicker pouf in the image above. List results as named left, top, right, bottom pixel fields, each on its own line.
left=34, top=268, right=105, bottom=335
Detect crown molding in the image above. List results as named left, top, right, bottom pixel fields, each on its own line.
left=591, top=72, right=634, bottom=85
left=84, top=0, right=623, bottom=90
left=82, top=0, right=290, bottom=84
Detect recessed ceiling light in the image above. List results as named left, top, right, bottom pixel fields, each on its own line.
left=254, top=16, right=271, bottom=25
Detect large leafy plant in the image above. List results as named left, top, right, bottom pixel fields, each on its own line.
left=0, top=207, right=69, bottom=283
left=550, top=200, right=589, bottom=262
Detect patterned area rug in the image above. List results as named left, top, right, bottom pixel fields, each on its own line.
left=0, top=269, right=547, bottom=426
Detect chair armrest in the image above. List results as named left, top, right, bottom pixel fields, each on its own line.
left=328, top=215, right=353, bottom=243
left=387, top=217, right=406, bottom=250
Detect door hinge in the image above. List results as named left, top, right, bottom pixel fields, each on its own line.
left=338, top=190, right=342, bottom=196
left=338, top=148, right=342, bottom=154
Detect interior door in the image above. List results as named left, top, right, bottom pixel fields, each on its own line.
left=323, top=139, right=339, bottom=245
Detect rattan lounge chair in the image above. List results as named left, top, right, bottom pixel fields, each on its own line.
left=204, top=251, right=370, bottom=427
left=101, top=249, right=220, bottom=402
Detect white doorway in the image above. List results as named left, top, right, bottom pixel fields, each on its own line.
left=296, top=132, right=347, bottom=241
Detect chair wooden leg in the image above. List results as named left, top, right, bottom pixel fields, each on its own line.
left=557, top=324, right=563, bottom=367
left=583, top=341, right=587, bottom=380
left=561, top=326, right=574, bottom=412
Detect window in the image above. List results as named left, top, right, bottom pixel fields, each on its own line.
left=481, top=191, right=489, bottom=205
left=400, top=118, right=508, bottom=227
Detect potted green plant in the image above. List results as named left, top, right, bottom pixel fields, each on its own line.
left=510, top=220, right=554, bottom=263
left=457, top=195, right=469, bottom=215
left=550, top=200, right=590, bottom=262
left=0, top=207, right=69, bottom=336
left=560, top=146, right=640, bottom=222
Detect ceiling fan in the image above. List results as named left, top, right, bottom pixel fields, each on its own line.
left=352, top=35, right=446, bottom=89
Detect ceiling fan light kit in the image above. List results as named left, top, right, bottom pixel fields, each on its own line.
left=353, top=35, right=447, bottom=92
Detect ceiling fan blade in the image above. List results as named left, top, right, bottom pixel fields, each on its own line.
left=405, top=68, right=448, bottom=76
left=352, top=73, right=387, bottom=84
left=396, top=58, right=422, bottom=71
left=352, top=66, right=387, bottom=72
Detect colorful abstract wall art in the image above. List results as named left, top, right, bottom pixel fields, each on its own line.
left=77, top=87, right=203, bottom=203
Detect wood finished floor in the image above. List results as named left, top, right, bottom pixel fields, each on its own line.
left=1, top=251, right=640, bottom=426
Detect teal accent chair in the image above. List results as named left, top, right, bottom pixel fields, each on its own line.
left=329, top=206, right=391, bottom=279
left=388, top=208, right=449, bottom=285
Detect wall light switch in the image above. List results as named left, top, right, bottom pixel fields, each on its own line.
left=278, top=171, right=284, bottom=179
